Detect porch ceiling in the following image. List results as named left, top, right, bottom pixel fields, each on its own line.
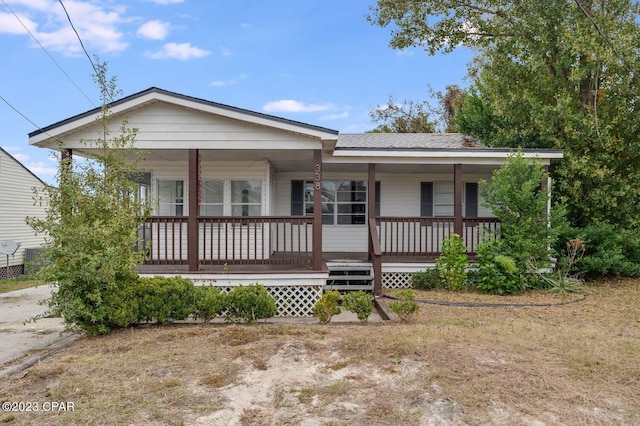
left=135, top=148, right=316, bottom=172
left=80, top=148, right=499, bottom=175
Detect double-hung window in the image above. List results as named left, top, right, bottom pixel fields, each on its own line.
left=157, top=180, right=184, bottom=216
left=231, top=180, right=262, bottom=216
left=420, top=181, right=479, bottom=218
left=200, top=180, right=224, bottom=216
left=199, top=179, right=262, bottom=216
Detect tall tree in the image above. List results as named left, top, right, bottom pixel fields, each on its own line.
left=369, top=0, right=640, bottom=228
left=368, top=97, right=437, bottom=133
left=28, top=61, right=152, bottom=335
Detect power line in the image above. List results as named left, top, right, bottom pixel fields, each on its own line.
left=57, top=0, right=99, bottom=78
left=0, top=94, right=58, bottom=141
left=0, top=0, right=96, bottom=107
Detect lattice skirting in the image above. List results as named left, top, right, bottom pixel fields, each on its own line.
left=381, top=272, right=413, bottom=289
left=212, top=285, right=323, bottom=318
left=0, top=264, right=25, bottom=280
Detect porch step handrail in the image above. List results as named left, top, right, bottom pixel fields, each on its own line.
left=368, top=218, right=382, bottom=295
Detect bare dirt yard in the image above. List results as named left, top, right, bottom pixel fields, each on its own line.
left=1, top=278, right=638, bottom=425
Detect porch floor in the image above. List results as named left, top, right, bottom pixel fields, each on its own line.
left=136, top=252, right=441, bottom=275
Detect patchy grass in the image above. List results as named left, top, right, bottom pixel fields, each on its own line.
left=0, top=278, right=43, bottom=294
left=0, top=278, right=638, bottom=425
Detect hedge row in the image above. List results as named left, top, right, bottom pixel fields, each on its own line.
left=101, top=277, right=276, bottom=333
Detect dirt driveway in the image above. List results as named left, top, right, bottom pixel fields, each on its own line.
left=0, top=285, right=76, bottom=378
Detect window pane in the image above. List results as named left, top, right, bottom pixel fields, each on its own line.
left=200, top=205, right=223, bottom=216
left=322, top=214, right=334, bottom=225
left=158, top=180, right=184, bottom=216
left=304, top=182, right=315, bottom=202
left=337, top=190, right=366, bottom=202
left=321, top=181, right=336, bottom=203
left=231, top=181, right=261, bottom=203
left=338, top=203, right=365, bottom=214
left=201, top=180, right=224, bottom=203
left=232, top=205, right=261, bottom=216
left=337, top=214, right=366, bottom=225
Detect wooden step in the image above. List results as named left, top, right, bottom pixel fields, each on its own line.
left=327, top=274, right=373, bottom=281
left=323, top=284, right=373, bottom=291
left=326, top=262, right=372, bottom=271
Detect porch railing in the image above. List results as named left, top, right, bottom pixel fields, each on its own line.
left=375, top=216, right=500, bottom=257
left=198, top=216, right=313, bottom=265
left=139, top=216, right=314, bottom=266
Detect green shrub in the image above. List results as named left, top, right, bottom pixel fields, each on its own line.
left=224, top=284, right=277, bottom=324
left=473, top=241, right=528, bottom=295
left=479, top=150, right=566, bottom=267
left=562, top=222, right=640, bottom=278
left=436, top=233, right=468, bottom=291
left=103, top=276, right=140, bottom=329
left=193, top=286, right=226, bottom=322
left=312, top=290, right=341, bottom=323
left=137, top=276, right=196, bottom=324
left=409, top=268, right=443, bottom=290
left=342, top=291, right=373, bottom=322
left=388, top=289, right=420, bottom=321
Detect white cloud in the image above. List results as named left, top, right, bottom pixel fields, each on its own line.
left=219, top=46, right=232, bottom=56
left=12, top=153, right=30, bottom=162
left=1, top=145, right=21, bottom=153
left=137, top=20, right=170, bottom=40
left=0, top=12, right=37, bottom=35
left=318, top=111, right=349, bottom=120
left=25, top=161, right=57, bottom=178
left=263, top=100, right=333, bottom=113
left=0, top=1, right=128, bottom=55
left=146, top=42, right=210, bottom=60
left=210, top=74, right=249, bottom=87
left=240, top=22, right=250, bottom=28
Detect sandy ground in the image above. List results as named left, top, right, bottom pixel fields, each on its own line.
left=0, top=286, right=74, bottom=377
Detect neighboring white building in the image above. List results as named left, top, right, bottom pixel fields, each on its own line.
left=28, top=87, right=563, bottom=315
left=0, top=147, right=47, bottom=279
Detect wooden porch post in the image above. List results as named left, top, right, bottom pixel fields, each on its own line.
left=454, top=164, right=463, bottom=236
left=368, top=164, right=376, bottom=247
left=542, top=165, right=550, bottom=220
left=188, top=149, right=199, bottom=271
left=368, top=163, right=382, bottom=296
left=313, top=149, right=323, bottom=270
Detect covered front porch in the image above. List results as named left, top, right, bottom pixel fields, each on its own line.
left=134, top=147, right=504, bottom=296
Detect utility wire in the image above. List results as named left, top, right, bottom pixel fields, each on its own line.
left=0, top=0, right=96, bottom=107
left=0, top=94, right=58, bottom=140
left=57, top=0, right=99, bottom=78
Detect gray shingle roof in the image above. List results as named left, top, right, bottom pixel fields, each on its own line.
left=336, top=133, right=487, bottom=150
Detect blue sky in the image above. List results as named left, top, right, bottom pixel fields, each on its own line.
left=0, top=0, right=474, bottom=183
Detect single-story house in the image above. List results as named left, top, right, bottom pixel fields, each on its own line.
left=0, top=147, right=47, bottom=279
left=28, top=87, right=563, bottom=316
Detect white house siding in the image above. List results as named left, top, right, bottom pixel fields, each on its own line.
left=273, top=171, right=496, bottom=254
left=61, top=102, right=322, bottom=149
left=0, top=149, right=47, bottom=273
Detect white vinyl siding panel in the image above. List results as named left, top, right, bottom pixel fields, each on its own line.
left=60, top=103, right=322, bottom=149
left=0, top=151, right=47, bottom=267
